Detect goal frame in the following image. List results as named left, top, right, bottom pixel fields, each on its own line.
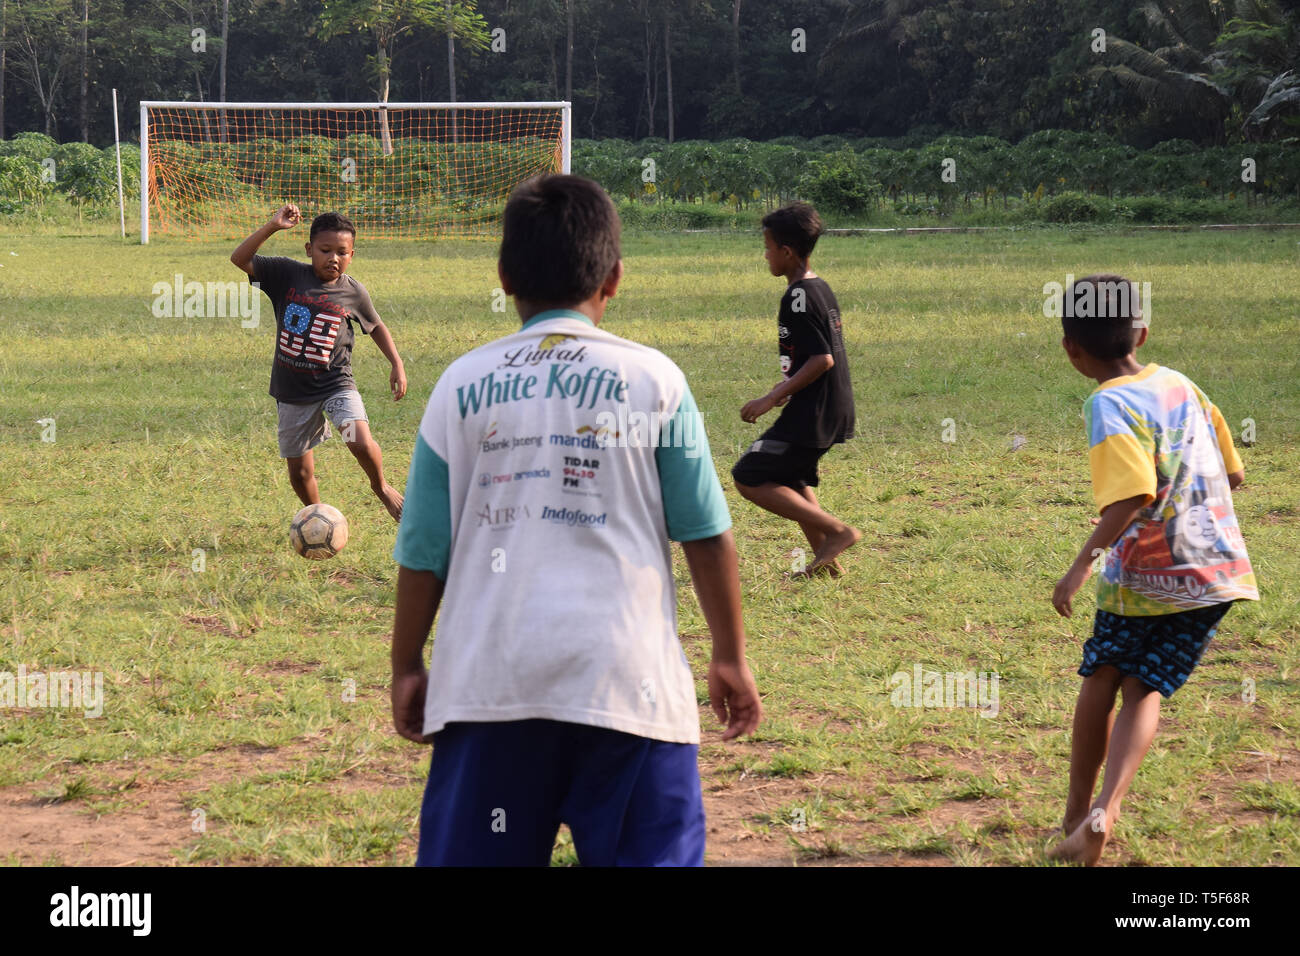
left=139, top=100, right=573, bottom=243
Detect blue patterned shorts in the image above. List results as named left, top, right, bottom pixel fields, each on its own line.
left=1080, top=603, right=1234, bottom=697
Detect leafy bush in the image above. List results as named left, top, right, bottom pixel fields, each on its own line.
left=800, top=148, right=881, bottom=214
left=0, top=156, right=47, bottom=211
left=0, top=139, right=137, bottom=208
left=1041, top=191, right=1108, bottom=223
left=1111, top=195, right=1231, bottom=223
left=50, top=142, right=116, bottom=203
left=1116, top=195, right=1175, bottom=223
left=807, top=135, right=848, bottom=153
left=115, top=143, right=142, bottom=196
left=0, top=131, right=58, bottom=162
left=614, top=198, right=746, bottom=230
left=341, top=133, right=385, bottom=162
left=286, top=135, right=338, bottom=156
left=893, top=201, right=939, bottom=216
left=1169, top=198, right=1235, bottom=222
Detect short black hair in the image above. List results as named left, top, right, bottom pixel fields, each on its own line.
left=310, top=211, right=356, bottom=241
left=762, top=202, right=823, bottom=259
left=1061, top=273, right=1144, bottom=360
left=499, top=174, right=621, bottom=306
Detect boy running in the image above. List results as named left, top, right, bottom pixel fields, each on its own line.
left=1049, top=273, right=1259, bottom=865
left=733, top=202, right=859, bottom=576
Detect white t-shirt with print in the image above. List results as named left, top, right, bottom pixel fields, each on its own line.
left=394, top=311, right=731, bottom=744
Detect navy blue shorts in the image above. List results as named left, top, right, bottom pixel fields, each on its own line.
left=415, top=719, right=705, bottom=867
left=1079, top=603, right=1234, bottom=697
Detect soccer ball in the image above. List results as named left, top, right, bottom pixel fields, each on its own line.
left=290, top=503, right=349, bottom=560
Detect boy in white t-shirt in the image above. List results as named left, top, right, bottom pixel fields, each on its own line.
left=390, top=174, right=762, bottom=866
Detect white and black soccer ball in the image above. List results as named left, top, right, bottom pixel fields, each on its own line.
left=290, top=503, right=349, bottom=560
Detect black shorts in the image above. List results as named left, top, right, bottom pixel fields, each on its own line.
left=731, top=436, right=830, bottom=489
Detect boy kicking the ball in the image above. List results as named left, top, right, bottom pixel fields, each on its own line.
left=1049, top=274, right=1259, bottom=866
left=390, top=174, right=761, bottom=866
left=232, top=205, right=406, bottom=522
left=732, top=202, right=859, bottom=577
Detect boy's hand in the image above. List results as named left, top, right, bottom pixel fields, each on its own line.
left=741, top=394, right=778, bottom=423
left=390, top=363, right=407, bottom=401
left=743, top=356, right=830, bottom=422
left=231, top=205, right=299, bottom=275
left=268, top=203, right=301, bottom=231
left=1055, top=494, right=1148, bottom=618
left=1052, top=562, right=1091, bottom=618
left=708, top=658, right=762, bottom=740
left=681, top=532, right=758, bottom=739
left=391, top=666, right=430, bottom=743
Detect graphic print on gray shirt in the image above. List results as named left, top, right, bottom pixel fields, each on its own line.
left=251, top=254, right=380, bottom=403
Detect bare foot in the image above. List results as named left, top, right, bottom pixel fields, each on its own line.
left=807, top=526, right=861, bottom=573
left=1048, top=808, right=1109, bottom=866
left=377, top=484, right=404, bottom=522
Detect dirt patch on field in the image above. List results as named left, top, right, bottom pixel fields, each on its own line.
left=3, top=726, right=1293, bottom=867
left=698, top=734, right=955, bottom=866
left=1, top=773, right=208, bottom=866
left=699, top=745, right=806, bottom=866
left=0, top=735, right=417, bottom=866
left=257, top=658, right=322, bottom=676
left=700, top=732, right=1300, bottom=867
left=0, top=789, right=187, bottom=867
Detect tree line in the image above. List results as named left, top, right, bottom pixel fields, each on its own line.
left=3, top=0, right=1297, bottom=148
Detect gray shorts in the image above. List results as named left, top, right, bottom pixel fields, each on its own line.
left=277, top=389, right=368, bottom=458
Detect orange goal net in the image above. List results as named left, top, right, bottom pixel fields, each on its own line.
left=140, top=101, right=570, bottom=242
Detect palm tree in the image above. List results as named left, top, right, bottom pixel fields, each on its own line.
left=1218, top=9, right=1300, bottom=136
left=819, top=0, right=934, bottom=73
left=1090, top=0, right=1299, bottom=141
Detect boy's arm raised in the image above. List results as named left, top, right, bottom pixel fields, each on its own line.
left=231, top=203, right=301, bottom=276
left=681, top=531, right=762, bottom=740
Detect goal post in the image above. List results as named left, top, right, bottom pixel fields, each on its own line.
left=139, top=101, right=571, bottom=243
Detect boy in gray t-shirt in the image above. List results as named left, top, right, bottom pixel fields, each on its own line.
left=232, top=204, right=406, bottom=521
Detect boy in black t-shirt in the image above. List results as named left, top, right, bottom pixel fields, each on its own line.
left=232, top=204, right=406, bottom=522
left=732, top=202, right=859, bottom=577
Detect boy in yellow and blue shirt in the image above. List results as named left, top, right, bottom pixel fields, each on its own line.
left=1049, top=273, right=1258, bottom=866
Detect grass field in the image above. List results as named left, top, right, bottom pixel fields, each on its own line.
left=1, top=224, right=1297, bottom=866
